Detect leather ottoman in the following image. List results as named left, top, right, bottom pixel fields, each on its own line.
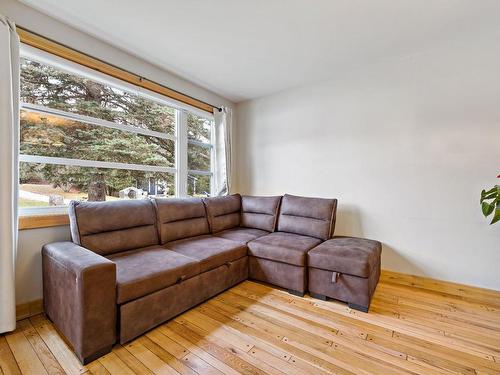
left=307, top=236, right=382, bottom=312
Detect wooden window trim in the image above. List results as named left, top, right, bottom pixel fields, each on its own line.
left=17, top=27, right=218, bottom=114
left=19, top=214, right=70, bottom=230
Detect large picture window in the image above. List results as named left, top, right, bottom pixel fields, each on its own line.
left=19, top=46, right=215, bottom=215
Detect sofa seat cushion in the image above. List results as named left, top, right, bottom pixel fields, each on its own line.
left=109, top=246, right=200, bottom=304
left=308, top=236, right=382, bottom=278
left=214, top=227, right=269, bottom=244
left=165, top=235, right=247, bottom=273
left=247, top=232, right=321, bottom=266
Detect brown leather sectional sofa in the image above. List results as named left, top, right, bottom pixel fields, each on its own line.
left=42, top=193, right=381, bottom=364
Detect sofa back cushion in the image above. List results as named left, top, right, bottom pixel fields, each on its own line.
left=69, top=199, right=159, bottom=256
left=277, top=194, right=337, bottom=240
left=203, top=194, right=241, bottom=233
left=154, top=198, right=210, bottom=243
left=241, top=195, right=282, bottom=232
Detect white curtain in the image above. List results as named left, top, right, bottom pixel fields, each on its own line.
left=213, top=107, right=232, bottom=196
left=0, top=15, right=19, bottom=334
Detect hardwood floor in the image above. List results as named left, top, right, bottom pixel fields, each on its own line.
left=1, top=270, right=500, bottom=375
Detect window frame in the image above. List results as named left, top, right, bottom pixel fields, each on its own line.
left=19, top=44, right=215, bottom=219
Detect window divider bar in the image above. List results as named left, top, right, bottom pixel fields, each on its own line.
left=19, top=154, right=176, bottom=174
left=188, top=169, right=213, bottom=176
left=187, top=139, right=213, bottom=148
left=21, top=102, right=176, bottom=142
left=209, top=119, right=216, bottom=197
left=19, top=206, right=69, bottom=217
left=176, top=110, right=188, bottom=197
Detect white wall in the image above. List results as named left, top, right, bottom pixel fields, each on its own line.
left=16, top=227, right=70, bottom=304
left=235, top=28, right=500, bottom=290
left=0, top=0, right=234, bottom=304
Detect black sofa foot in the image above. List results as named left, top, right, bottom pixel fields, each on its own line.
left=348, top=303, right=369, bottom=313
left=288, top=289, right=305, bottom=297
left=80, top=345, right=113, bottom=365
left=310, top=292, right=328, bottom=301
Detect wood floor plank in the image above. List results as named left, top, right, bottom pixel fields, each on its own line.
left=392, top=332, right=500, bottom=374
left=195, top=304, right=293, bottom=361
left=213, top=293, right=411, bottom=374
left=174, top=315, right=289, bottom=375
left=372, top=297, right=500, bottom=353
left=138, top=336, right=197, bottom=375
left=85, top=361, right=110, bottom=375
left=4, top=322, right=48, bottom=375
left=233, top=283, right=395, bottom=338
left=17, top=319, right=65, bottom=375
left=381, top=270, right=500, bottom=305
left=179, top=352, right=223, bottom=375
left=398, top=296, right=500, bottom=331
left=123, top=338, right=180, bottom=375
left=157, top=325, right=241, bottom=375
left=167, top=320, right=265, bottom=375
left=248, top=346, right=315, bottom=375
left=222, top=291, right=340, bottom=342
left=2, top=272, right=500, bottom=375
left=293, top=286, right=498, bottom=362
left=113, top=345, right=153, bottom=375
left=30, top=314, right=86, bottom=375
left=178, top=310, right=254, bottom=352
left=227, top=347, right=287, bottom=375
left=145, top=330, right=189, bottom=360
left=241, top=280, right=500, bottom=367
left=0, top=336, right=21, bottom=375
left=98, top=352, right=135, bottom=375
left=286, top=355, right=332, bottom=375
left=377, top=283, right=500, bottom=320
left=201, top=299, right=356, bottom=375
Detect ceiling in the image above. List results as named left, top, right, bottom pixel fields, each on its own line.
left=19, top=0, right=500, bottom=102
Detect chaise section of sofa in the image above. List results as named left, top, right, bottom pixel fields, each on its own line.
left=247, top=194, right=338, bottom=295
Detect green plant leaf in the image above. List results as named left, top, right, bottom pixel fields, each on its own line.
left=480, top=187, right=498, bottom=203
left=482, top=192, right=497, bottom=201
left=490, top=209, right=500, bottom=225
left=482, top=202, right=495, bottom=216
left=480, top=189, right=486, bottom=199
left=482, top=187, right=496, bottom=197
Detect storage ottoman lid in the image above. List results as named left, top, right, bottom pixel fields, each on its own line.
left=308, top=236, right=381, bottom=278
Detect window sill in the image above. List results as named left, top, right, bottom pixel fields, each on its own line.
left=19, top=213, right=69, bottom=230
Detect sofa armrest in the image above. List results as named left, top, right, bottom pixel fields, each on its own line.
left=42, top=241, right=116, bottom=364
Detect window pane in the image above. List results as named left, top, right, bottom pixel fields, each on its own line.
left=19, top=162, right=175, bottom=208
left=187, top=112, right=212, bottom=143
left=188, top=174, right=211, bottom=197
left=20, top=111, right=174, bottom=167
left=188, top=143, right=211, bottom=171
left=20, top=57, right=176, bottom=134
